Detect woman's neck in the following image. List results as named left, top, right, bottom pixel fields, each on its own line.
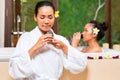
left=88, top=39, right=100, bottom=48
left=82, top=39, right=102, bottom=53
left=39, top=28, right=47, bottom=35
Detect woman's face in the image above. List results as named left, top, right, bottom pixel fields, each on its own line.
left=34, top=6, right=55, bottom=33
left=82, top=23, right=94, bottom=42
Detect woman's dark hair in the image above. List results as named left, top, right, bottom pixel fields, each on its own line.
left=34, top=1, right=55, bottom=16
left=89, top=20, right=108, bottom=41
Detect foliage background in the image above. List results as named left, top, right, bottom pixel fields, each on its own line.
left=21, top=0, right=120, bottom=46
left=59, top=0, right=104, bottom=37
left=111, top=0, right=120, bottom=44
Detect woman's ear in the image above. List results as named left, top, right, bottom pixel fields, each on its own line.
left=93, top=33, right=97, bottom=38
left=34, top=14, right=37, bottom=22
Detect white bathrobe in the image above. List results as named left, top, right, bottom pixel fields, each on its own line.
left=9, top=27, right=87, bottom=80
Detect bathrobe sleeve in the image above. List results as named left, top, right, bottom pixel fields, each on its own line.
left=64, top=45, right=87, bottom=74
left=9, top=33, right=36, bottom=79
left=55, top=35, right=87, bottom=74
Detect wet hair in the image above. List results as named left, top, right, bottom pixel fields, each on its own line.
left=89, top=20, right=108, bottom=41
left=34, top=1, right=55, bottom=16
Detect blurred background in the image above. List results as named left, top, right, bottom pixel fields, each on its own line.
left=0, top=0, right=120, bottom=47
left=20, top=0, right=120, bottom=46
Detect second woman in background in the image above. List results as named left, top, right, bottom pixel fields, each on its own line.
left=72, top=20, right=108, bottom=53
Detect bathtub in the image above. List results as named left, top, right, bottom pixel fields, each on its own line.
left=60, top=47, right=120, bottom=80
left=0, top=47, right=15, bottom=80
left=0, top=47, right=120, bottom=80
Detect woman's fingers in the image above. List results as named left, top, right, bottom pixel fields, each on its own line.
left=72, top=32, right=81, bottom=48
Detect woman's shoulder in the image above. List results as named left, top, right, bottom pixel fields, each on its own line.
left=18, top=32, right=31, bottom=42
left=20, top=32, right=30, bottom=38
left=19, top=27, right=37, bottom=40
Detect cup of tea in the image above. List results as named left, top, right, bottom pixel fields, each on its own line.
left=81, top=34, right=83, bottom=39
left=46, top=31, right=54, bottom=37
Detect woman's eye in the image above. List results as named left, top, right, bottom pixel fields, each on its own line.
left=40, top=16, right=45, bottom=19
left=48, top=15, right=53, bottom=19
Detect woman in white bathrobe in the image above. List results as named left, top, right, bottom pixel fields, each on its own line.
left=9, top=1, right=87, bottom=80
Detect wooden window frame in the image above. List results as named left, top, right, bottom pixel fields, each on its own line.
left=4, top=0, right=14, bottom=47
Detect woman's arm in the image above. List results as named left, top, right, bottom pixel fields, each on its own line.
left=71, top=32, right=81, bottom=48
left=54, top=35, right=87, bottom=74
left=9, top=33, right=35, bottom=79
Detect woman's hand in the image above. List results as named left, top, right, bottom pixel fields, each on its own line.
left=29, top=34, right=53, bottom=58
left=71, top=32, right=81, bottom=48
left=51, top=39, right=68, bottom=55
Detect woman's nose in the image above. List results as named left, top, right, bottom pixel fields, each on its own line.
left=44, top=19, right=49, bottom=23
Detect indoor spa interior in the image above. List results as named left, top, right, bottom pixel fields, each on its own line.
left=0, top=0, right=120, bottom=80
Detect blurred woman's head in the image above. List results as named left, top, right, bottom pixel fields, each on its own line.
left=34, top=1, right=55, bottom=16
left=82, top=20, right=108, bottom=42
left=34, top=1, right=55, bottom=34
